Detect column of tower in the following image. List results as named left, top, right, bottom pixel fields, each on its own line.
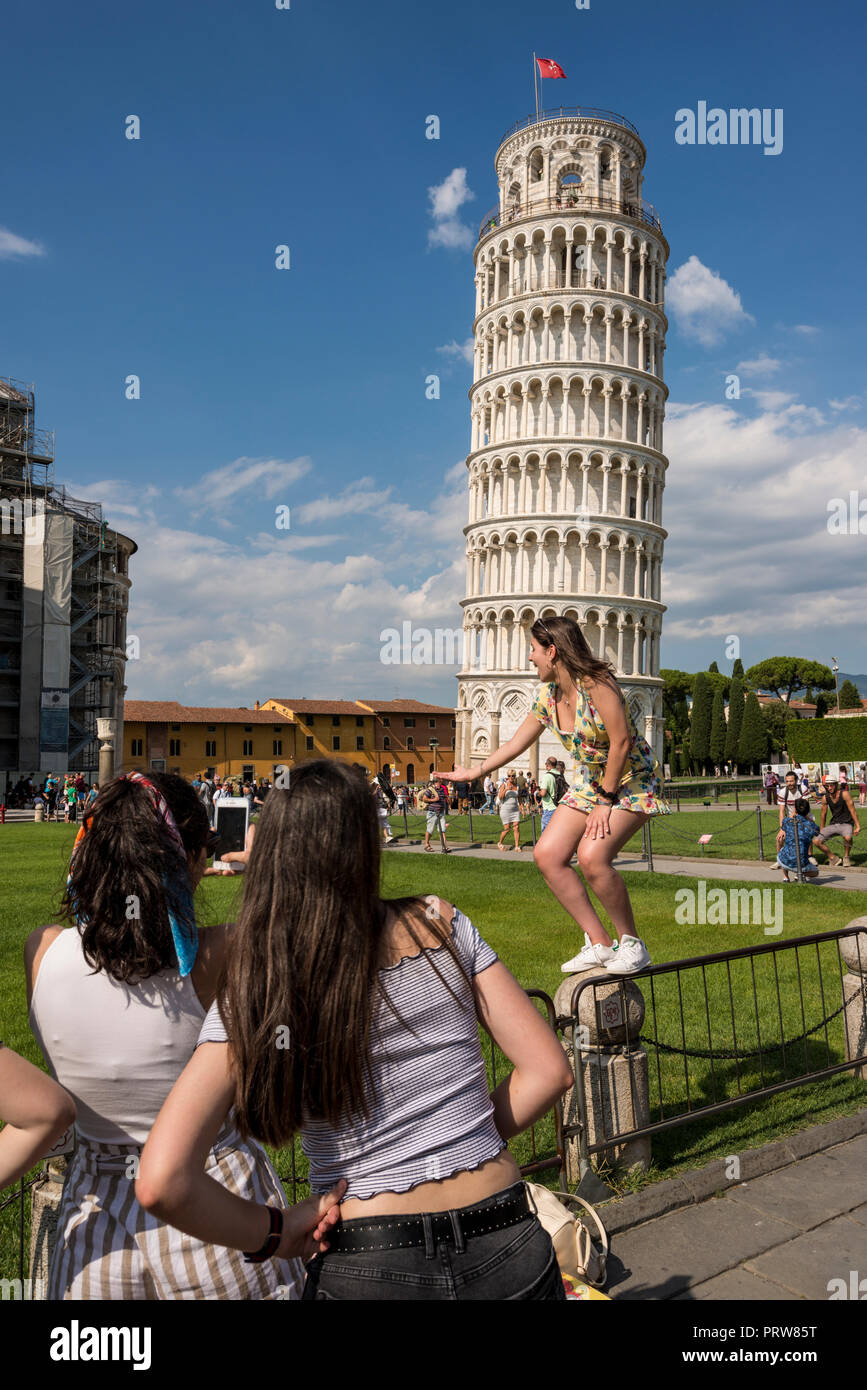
left=455, top=108, right=669, bottom=779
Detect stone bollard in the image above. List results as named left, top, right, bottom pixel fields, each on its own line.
left=28, top=1156, right=67, bottom=1299
left=554, top=970, right=651, bottom=1178
left=840, top=918, right=867, bottom=1083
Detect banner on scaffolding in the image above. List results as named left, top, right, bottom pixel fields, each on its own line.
left=40, top=687, right=69, bottom=754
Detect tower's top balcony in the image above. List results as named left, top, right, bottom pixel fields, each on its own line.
left=500, top=106, right=641, bottom=145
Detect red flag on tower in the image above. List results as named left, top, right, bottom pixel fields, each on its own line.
left=536, top=58, right=567, bottom=79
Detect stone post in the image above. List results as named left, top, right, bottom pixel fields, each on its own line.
left=28, top=1156, right=68, bottom=1299
left=840, top=918, right=867, bottom=1082
left=96, top=717, right=117, bottom=787
left=555, top=970, right=651, bottom=1179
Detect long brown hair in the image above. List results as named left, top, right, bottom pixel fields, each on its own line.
left=220, top=759, right=470, bottom=1147
left=61, top=773, right=210, bottom=983
left=532, top=614, right=619, bottom=692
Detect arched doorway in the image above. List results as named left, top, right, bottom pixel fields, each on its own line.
left=406, top=762, right=415, bottom=783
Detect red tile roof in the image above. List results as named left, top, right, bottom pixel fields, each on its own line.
left=356, top=699, right=457, bottom=714
left=265, top=699, right=365, bottom=715
left=124, top=701, right=285, bottom=724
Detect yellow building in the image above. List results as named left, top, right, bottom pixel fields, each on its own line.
left=123, top=702, right=294, bottom=783
left=260, top=699, right=377, bottom=770
left=261, top=697, right=456, bottom=782
left=123, top=696, right=458, bottom=787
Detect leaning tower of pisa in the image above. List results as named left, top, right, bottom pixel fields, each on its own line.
left=455, top=106, right=669, bottom=781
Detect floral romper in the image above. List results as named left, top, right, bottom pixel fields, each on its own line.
left=530, top=680, right=671, bottom=816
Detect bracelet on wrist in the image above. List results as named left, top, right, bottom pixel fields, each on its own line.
left=242, top=1205, right=283, bottom=1263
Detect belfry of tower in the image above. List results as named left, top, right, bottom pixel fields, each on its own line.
left=455, top=107, right=669, bottom=781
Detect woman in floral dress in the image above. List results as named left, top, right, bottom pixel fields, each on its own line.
left=445, top=615, right=670, bottom=975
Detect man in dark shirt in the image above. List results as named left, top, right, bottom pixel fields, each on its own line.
left=422, top=780, right=450, bottom=853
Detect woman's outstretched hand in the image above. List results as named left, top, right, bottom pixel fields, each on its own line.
left=278, top=1180, right=348, bottom=1261
left=442, top=767, right=478, bottom=782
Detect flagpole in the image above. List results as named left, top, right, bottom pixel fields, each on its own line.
left=533, top=52, right=539, bottom=122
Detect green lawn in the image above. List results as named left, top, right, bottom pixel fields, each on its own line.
left=391, top=806, right=866, bottom=865
left=1, top=824, right=865, bottom=1278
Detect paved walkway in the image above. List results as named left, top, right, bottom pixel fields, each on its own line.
left=606, top=1129, right=867, bottom=1300
left=385, top=838, right=867, bottom=891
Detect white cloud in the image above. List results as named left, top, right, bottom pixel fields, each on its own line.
left=0, top=227, right=45, bottom=260
left=428, top=168, right=473, bottom=220
left=830, top=396, right=862, bottom=412
left=294, top=478, right=393, bottom=524
left=666, top=255, right=754, bottom=346
left=436, top=338, right=474, bottom=364
left=659, top=399, right=867, bottom=658
left=174, top=455, right=312, bottom=512
left=792, top=324, right=820, bottom=335
left=736, top=354, right=781, bottom=375
left=93, top=452, right=472, bottom=705
left=427, top=168, right=475, bottom=251
left=742, top=387, right=796, bottom=411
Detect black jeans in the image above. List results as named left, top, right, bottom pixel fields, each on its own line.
left=301, top=1182, right=565, bottom=1301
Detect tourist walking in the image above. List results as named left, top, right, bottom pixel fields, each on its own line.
left=198, top=771, right=216, bottom=828
left=539, top=756, right=560, bottom=834
left=136, top=760, right=572, bottom=1301
left=422, top=778, right=450, bottom=852
left=496, top=772, right=522, bottom=852
left=445, top=615, right=670, bottom=975
left=372, top=779, right=396, bottom=846
left=763, top=767, right=778, bottom=807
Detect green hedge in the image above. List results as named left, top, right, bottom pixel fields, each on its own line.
left=786, top=718, right=867, bottom=761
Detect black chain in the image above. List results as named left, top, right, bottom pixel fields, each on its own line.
left=628, top=978, right=867, bottom=1061
left=655, top=809, right=762, bottom=845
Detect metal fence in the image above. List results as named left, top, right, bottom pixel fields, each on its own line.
left=562, top=926, right=867, bottom=1184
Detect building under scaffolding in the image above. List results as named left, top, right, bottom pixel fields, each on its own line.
left=0, top=377, right=136, bottom=784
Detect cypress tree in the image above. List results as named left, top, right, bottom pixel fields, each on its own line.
left=732, top=657, right=744, bottom=678
left=725, top=676, right=745, bottom=768
left=709, top=687, right=727, bottom=767
left=688, top=672, right=713, bottom=774
left=838, top=679, right=862, bottom=709
left=738, top=691, right=768, bottom=772
left=708, top=660, right=719, bottom=673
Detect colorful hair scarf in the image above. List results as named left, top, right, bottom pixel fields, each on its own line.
left=67, top=771, right=199, bottom=977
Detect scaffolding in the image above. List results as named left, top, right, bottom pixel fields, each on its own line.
left=0, top=376, right=131, bottom=778
left=66, top=500, right=124, bottom=771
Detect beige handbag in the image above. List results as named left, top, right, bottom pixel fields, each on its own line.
left=525, top=1183, right=609, bottom=1288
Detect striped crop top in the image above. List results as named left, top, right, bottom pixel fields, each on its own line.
left=197, top=907, right=504, bottom=1199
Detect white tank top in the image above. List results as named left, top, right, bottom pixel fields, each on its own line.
left=29, top=928, right=206, bottom=1144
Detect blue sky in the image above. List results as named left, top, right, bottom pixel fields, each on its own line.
left=3, top=0, right=865, bottom=705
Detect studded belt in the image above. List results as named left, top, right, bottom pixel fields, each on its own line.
left=324, top=1184, right=531, bottom=1254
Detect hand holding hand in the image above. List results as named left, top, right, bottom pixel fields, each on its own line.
left=278, top=1180, right=348, bottom=1261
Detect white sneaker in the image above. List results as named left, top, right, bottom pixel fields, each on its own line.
left=561, top=937, right=617, bottom=973
left=605, top=936, right=651, bottom=974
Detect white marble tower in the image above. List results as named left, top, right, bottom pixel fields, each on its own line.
left=455, top=107, right=669, bottom=781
